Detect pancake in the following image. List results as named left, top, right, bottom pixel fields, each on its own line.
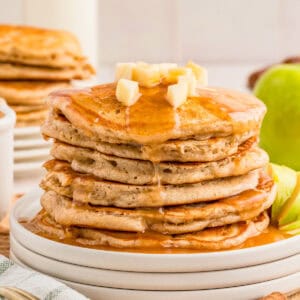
left=42, top=112, right=256, bottom=162
left=0, top=25, right=90, bottom=68
left=40, top=160, right=261, bottom=207
left=28, top=210, right=270, bottom=250
left=0, top=62, right=94, bottom=80
left=11, top=104, right=46, bottom=113
left=40, top=175, right=275, bottom=234
left=0, top=81, right=71, bottom=105
left=50, top=138, right=268, bottom=185
left=46, top=83, right=266, bottom=145
left=16, top=109, right=48, bottom=127
left=17, top=119, right=46, bottom=127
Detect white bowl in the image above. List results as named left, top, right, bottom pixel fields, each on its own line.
left=9, top=250, right=300, bottom=300
left=0, top=100, right=15, bottom=221
left=10, top=234, right=300, bottom=291
left=10, top=188, right=300, bottom=273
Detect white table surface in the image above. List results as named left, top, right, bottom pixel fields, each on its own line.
left=14, top=62, right=263, bottom=194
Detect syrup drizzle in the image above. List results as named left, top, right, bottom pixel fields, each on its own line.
left=125, top=106, right=130, bottom=132
left=68, top=83, right=264, bottom=145
left=173, top=107, right=181, bottom=136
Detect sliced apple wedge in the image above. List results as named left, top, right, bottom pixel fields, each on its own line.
left=278, top=172, right=300, bottom=226
left=269, top=163, right=298, bottom=223
left=280, top=220, right=300, bottom=235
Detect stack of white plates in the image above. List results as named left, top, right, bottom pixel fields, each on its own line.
left=14, top=127, right=50, bottom=177
left=10, top=190, right=300, bottom=300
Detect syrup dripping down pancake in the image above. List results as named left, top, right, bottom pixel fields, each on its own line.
left=25, top=210, right=270, bottom=251
left=49, top=137, right=268, bottom=185
left=46, top=84, right=266, bottom=145
left=41, top=160, right=261, bottom=208
left=43, top=111, right=257, bottom=163
left=40, top=173, right=275, bottom=234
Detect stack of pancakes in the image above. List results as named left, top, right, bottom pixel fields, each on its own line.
left=0, top=25, right=94, bottom=127
left=31, top=83, right=276, bottom=251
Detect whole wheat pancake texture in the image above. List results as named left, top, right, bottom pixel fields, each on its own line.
left=0, top=62, right=94, bottom=80
left=41, top=160, right=262, bottom=208
left=28, top=211, right=270, bottom=251
left=50, top=138, right=268, bottom=185
left=0, top=81, right=71, bottom=105
left=47, top=84, right=266, bottom=144
left=0, top=24, right=95, bottom=127
left=42, top=112, right=257, bottom=162
left=41, top=172, right=275, bottom=234
left=0, top=25, right=87, bottom=68
left=0, top=81, right=71, bottom=127
left=22, top=79, right=275, bottom=251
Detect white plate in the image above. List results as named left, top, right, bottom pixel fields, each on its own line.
left=14, top=148, right=49, bottom=161
left=9, top=251, right=300, bottom=300
left=10, top=188, right=300, bottom=273
left=14, top=138, right=50, bottom=150
left=14, top=126, right=41, bottom=137
left=10, top=234, right=300, bottom=291
left=14, top=162, right=45, bottom=177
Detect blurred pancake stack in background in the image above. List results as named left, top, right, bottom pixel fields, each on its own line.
left=0, top=25, right=95, bottom=127
left=0, top=25, right=95, bottom=177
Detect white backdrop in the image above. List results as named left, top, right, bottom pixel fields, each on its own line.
left=0, top=0, right=299, bottom=66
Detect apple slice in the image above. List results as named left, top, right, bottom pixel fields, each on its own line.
left=278, top=172, right=300, bottom=226
left=280, top=220, right=300, bottom=235
left=269, top=163, right=298, bottom=223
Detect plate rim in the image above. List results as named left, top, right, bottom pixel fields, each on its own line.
left=10, top=233, right=300, bottom=291
left=9, top=250, right=300, bottom=300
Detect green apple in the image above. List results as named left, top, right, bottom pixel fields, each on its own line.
left=278, top=172, right=300, bottom=226
left=269, top=163, right=298, bottom=223
left=254, top=64, right=300, bottom=171
left=280, top=220, right=300, bottom=235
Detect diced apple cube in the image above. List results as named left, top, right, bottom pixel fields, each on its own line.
left=115, top=63, right=136, bottom=81
left=164, top=67, right=193, bottom=84
left=159, top=63, right=178, bottom=78
left=178, top=73, right=198, bottom=97
left=186, top=61, right=208, bottom=86
left=166, top=81, right=188, bottom=108
left=132, top=64, right=161, bottom=88
left=116, top=79, right=141, bottom=106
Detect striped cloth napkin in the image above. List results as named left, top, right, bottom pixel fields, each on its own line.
left=0, top=255, right=88, bottom=300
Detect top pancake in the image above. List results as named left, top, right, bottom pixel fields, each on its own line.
left=47, top=83, right=266, bottom=145
left=0, top=25, right=88, bottom=68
